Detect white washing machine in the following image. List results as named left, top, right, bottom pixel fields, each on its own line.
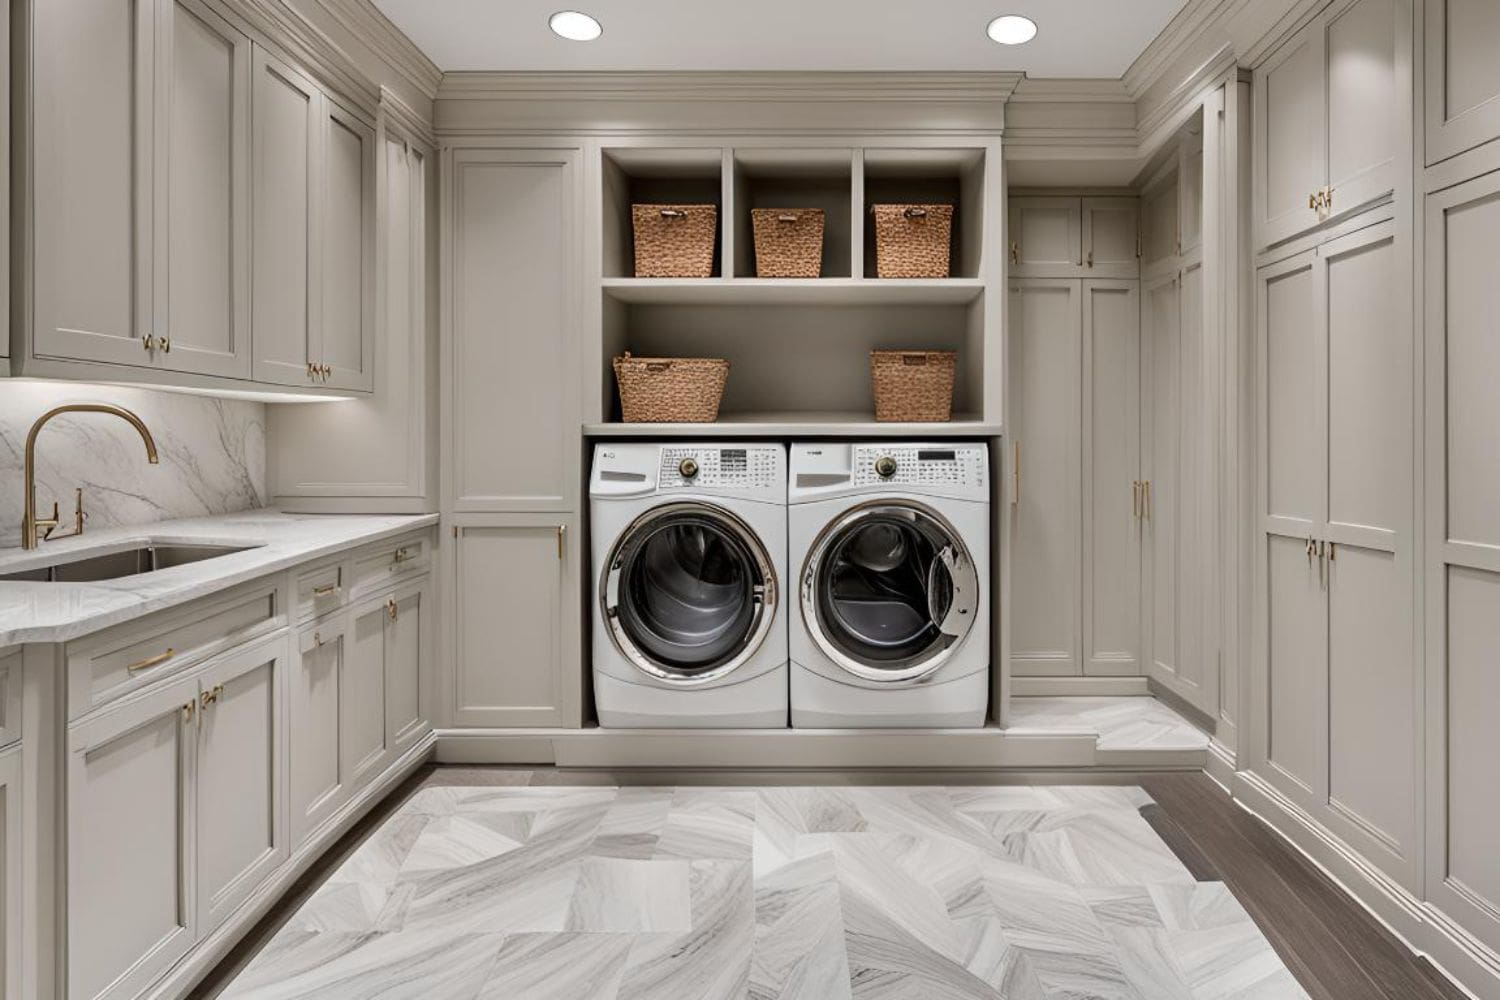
left=590, top=442, right=788, bottom=728
left=788, top=442, right=989, bottom=728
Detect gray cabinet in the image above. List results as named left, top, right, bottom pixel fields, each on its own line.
left=1009, top=197, right=1138, bottom=278
left=289, top=616, right=348, bottom=846
left=346, top=596, right=391, bottom=790
left=385, top=580, right=431, bottom=757
left=194, top=639, right=286, bottom=934
left=1424, top=0, right=1500, bottom=164
left=1257, top=219, right=1415, bottom=888
left=1254, top=0, right=1399, bottom=247
left=445, top=148, right=581, bottom=512
left=67, top=675, right=197, bottom=1000
left=451, top=517, right=580, bottom=727
left=252, top=50, right=374, bottom=392
left=153, top=0, right=252, bottom=378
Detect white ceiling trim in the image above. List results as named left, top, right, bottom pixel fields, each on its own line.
left=309, top=0, right=443, bottom=98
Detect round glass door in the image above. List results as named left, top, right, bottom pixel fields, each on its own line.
left=603, top=502, right=777, bottom=684
left=801, top=501, right=979, bottom=683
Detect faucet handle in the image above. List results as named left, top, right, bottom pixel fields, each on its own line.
left=39, top=500, right=60, bottom=540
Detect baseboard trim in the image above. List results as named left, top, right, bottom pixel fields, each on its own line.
left=144, top=731, right=438, bottom=1000
left=1232, top=769, right=1500, bottom=1000
left=1204, top=738, right=1236, bottom=791
left=1010, top=676, right=1152, bottom=696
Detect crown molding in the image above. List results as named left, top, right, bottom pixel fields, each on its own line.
left=309, top=0, right=443, bottom=99
left=380, top=86, right=436, bottom=150
left=1123, top=0, right=1248, bottom=97
left=434, top=72, right=1021, bottom=137
left=229, top=0, right=381, bottom=111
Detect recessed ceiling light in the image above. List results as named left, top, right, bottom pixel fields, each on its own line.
left=987, top=14, right=1038, bottom=45
left=550, top=10, right=602, bottom=41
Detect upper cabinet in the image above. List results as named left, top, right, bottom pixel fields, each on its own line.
left=18, top=0, right=378, bottom=396
left=1009, top=197, right=1138, bottom=279
left=1424, top=0, right=1500, bottom=164
left=251, top=50, right=375, bottom=393
left=1254, top=0, right=1399, bottom=249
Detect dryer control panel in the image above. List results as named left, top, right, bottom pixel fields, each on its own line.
left=659, top=445, right=783, bottom=489
left=852, top=444, right=987, bottom=489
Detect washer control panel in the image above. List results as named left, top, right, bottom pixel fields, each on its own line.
left=660, top=446, right=782, bottom=489
left=852, top=444, right=987, bottom=488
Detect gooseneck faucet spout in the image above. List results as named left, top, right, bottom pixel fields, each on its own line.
left=21, top=404, right=160, bottom=550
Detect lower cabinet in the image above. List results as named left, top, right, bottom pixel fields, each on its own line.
left=289, top=616, right=349, bottom=846
left=66, top=634, right=285, bottom=1000
left=0, top=744, right=21, bottom=1000
left=384, top=580, right=431, bottom=757
left=452, top=517, right=580, bottom=727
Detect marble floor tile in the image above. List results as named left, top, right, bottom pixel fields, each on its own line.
left=1007, top=697, right=1210, bottom=752
left=220, top=784, right=1304, bottom=1000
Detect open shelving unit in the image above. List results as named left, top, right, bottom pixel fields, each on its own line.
left=593, top=141, right=1004, bottom=435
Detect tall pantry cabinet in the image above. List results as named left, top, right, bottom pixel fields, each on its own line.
left=1251, top=0, right=1417, bottom=889
left=441, top=147, right=584, bottom=728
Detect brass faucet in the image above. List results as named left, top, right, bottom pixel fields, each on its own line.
left=21, top=404, right=160, bottom=550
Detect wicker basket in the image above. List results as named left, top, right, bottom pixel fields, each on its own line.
left=613, top=352, right=729, bottom=423
left=632, top=204, right=717, bottom=278
left=870, top=350, right=956, bottom=422
left=870, top=204, right=954, bottom=278
left=751, top=208, right=825, bottom=277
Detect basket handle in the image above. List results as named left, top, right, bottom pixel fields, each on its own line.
left=903, top=207, right=929, bottom=219
left=645, top=362, right=673, bottom=372
left=659, top=208, right=688, bottom=219
left=777, top=213, right=800, bottom=223
left=901, top=354, right=929, bottom=366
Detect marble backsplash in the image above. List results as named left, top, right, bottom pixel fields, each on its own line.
left=0, top=383, right=266, bottom=549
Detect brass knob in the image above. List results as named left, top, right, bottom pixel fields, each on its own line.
left=678, top=457, right=699, bottom=479
left=875, top=456, right=898, bottom=478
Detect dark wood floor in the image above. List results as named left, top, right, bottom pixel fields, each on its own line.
left=192, top=766, right=1467, bottom=1000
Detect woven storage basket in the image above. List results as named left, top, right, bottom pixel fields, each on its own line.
left=613, top=352, right=729, bottom=423
left=870, top=350, right=956, bottom=422
left=870, top=204, right=954, bottom=278
left=751, top=208, right=825, bottom=277
left=632, top=204, right=717, bottom=278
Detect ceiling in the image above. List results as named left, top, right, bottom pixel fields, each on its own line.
left=372, top=0, right=1189, bottom=77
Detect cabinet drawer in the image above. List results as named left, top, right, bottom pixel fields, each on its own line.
left=296, top=561, right=347, bottom=622
left=67, top=582, right=282, bottom=720
left=349, top=534, right=430, bottom=600
left=0, top=649, right=20, bottom=748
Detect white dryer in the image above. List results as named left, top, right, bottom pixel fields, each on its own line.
left=590, top=442, right=788, bottom=728
left=788, top=442, right=989, bottom=728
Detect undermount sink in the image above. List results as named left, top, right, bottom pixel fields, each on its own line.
left=0, top=542, right=259, bottom=583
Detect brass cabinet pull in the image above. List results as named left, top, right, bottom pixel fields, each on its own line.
left=200, top=683, right=224, bottom=709
left=387, top=597, right=398, bottom=622
left=1142, top=480, right=1151, bottom=521
left=181, top=701, right=195, bottom=724
left=1328, top=541, right=1336, bottom=562
left=312, top=583, right=339, bottom=598
left=392, top=546, right=412, bottom=564
left=313, top=630, right=324, bottom=647
left=128, top=648, right=175, bottom=673
left=143, top=335, right=157, bottom=353
left=1132, top=481, right=1141, bottom=519
left=1309, top=192, right=1319, bottom=211
left=1009, top=242, right=1020, bottom=265
left=1085, top=250, right=1094, bottom=268
left=161, top=336, right=171, bottom=354
left=557, top=524, right=566, bottom=560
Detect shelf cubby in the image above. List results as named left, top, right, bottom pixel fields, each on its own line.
left=863, top=148, right=985, bottom=279
left=730, top=149, right=854, bottom=278
left=601, top=294, right=987, bottom=424
left=602, top=147, right=726, bottom=278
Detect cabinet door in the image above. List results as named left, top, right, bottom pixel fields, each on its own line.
left=1141, top=175, right=1180, bottom=265
left=68, top=677, right=197, bottom=1000
left=1081, top=198, right=1140, bottom=276
left=1322, top=221, right=1415, bottom=877
left=251, top=48, right=320, bottom=387
left=346, top=598, right=390, bottom=791
left=289, top=619, right=346, bottom=846
left=319, top=98, right=375, bottom=393
left=1324, top=0, right=1397, bottom=222
left=196, top=638, right=286, bottom=933
left=153, top=0, right=251, bottom=378
left=452, top=517, right=580, bottom=727
left=385, top=579, right=430, bottom=756
left=1008, top=197, right=1081, bottom=275
left=1255, top=17, right=1326, bottom=248
left=1083, top=280, right=1141, bottom=677
left=1424, top=0, right=1500, bottom=164
left=1007, top=281, right=1082, bottom=676
left=1142, top=271, right=1181, bottom=685
left=31, top=0, right=153, bottom=366
left=0, top=746, right=21, bottom=1000
left=447, top=149, right=581, bottom=512
left=1256, top=249, right=1326, bottom=813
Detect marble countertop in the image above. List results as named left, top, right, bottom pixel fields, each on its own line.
left=0, top=509, right=439, bottom=646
